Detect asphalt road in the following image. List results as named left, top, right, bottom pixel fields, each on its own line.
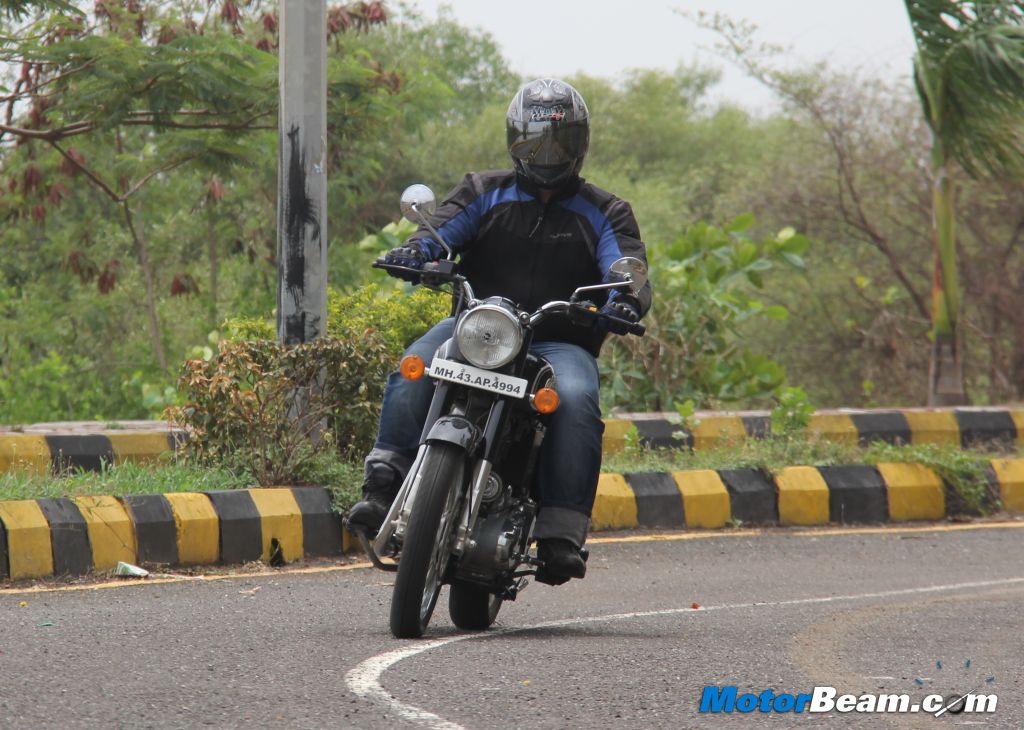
left=2, top=522, right=1023, bottom=729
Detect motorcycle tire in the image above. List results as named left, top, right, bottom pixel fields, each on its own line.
left=390, top=443, right=465, bottom=639
left=448, top=581, right=503, bottom=630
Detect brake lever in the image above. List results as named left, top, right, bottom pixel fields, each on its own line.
left=589, top=304, right=646, bottom=337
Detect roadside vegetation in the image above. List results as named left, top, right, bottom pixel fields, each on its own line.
left=1, top=436, right=1017, bottom=517
left=1, top=2, right=1022, bottom=509
left=0, top=454, right=364, bottom=511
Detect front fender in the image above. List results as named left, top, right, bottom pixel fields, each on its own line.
left=425, top=416, right=480, bottom=453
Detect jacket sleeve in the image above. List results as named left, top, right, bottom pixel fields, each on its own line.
left=598, top=198, right=653, bottom=317
left=406, top=173, right=484, bottom=260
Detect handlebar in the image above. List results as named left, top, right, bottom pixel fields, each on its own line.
left=373, top=259, right=454, bottom=279
left=610, top=315, right=647, bottom=337
left=531, top=300, right=646, bottom=337
left=375, top=259, right=645, bottom=337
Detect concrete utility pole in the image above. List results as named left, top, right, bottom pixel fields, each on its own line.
left=277, top=0, right=328, bottom=345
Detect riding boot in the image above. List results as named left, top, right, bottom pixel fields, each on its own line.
left=345, top=462, right=402, bottom=537
left=535, top=538, right=587, bottom=585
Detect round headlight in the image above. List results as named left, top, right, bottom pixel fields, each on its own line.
left=455, top=305, right=523, bottom=369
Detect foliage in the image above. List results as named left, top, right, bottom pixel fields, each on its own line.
left=0, top=350, right=100, bottom=423
left=3, top=4, right=1024, bottom=422
left=0, top=458, right=249, bottom=502
left=770, top=386, right=815, bottom=435
left=863, top=441, right=1000, bottom=515
left=327, top=282, right=449, bottom=355
left=906, top=0, right=1024, bottom=180
left=169, top=334, right=394, bottom=484
left=600, top=216, right=808, bottom=412
left=602, top=435, right=859, bottom=475
left=0, top=1, right=477, bottom=424
left=188, top=278, right=446, bottom=482
left=904, top=0, right=1024, bottom=403
left=224, top=278, right=449, bottom=356
left=692, top=9, right=1024, bottom=407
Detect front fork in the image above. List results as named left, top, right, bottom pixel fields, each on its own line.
left=369, top=390, right=510, bottom=567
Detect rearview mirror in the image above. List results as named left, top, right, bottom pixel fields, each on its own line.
left=398, top=183, right=454, bottom=260
left=608, top=257, right=648, bottom=295
left=400, top=184, right=436, bottom=223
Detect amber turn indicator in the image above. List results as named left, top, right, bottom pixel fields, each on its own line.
left=533, top=387, right=560, bottom=414
left=400, top=355, right=426, bottom=380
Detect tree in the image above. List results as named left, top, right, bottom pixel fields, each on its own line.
left=689, top=10, right=1024, bottom=407
left=0, top=1, right=394, bottom=421
left=904, top=0, right=1024, bottom=404
left=0, top=2, right=527, bottom=423
left=0, top=4, right=283, bottom=369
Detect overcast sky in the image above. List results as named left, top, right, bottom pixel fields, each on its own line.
left=399, top=0, right=918, bottom=108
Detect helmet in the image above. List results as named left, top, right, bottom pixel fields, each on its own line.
left=506, top=78, right=589, bottom=190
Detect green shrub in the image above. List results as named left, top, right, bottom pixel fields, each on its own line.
left=863, top=442, right=999, bottom=516
left=327, top=283, right=449, bottom=357
left=181, top=282, right=449, bottom=483
left=600, top=216, right=807, bottom=412
left=0, top=350, right=122, bottom=424
left=169, top=335, right=394, bottom=484
left=771, top=386, right=816, bottom=435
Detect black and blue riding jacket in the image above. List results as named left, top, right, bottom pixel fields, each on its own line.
left=408, top=169, right=652, bottom=357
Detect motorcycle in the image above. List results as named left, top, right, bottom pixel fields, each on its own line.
left=354, top=183, right=647, bottom=639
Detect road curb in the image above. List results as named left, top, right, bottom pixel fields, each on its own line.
left=0, top=431, right=179, bottom=474
left=1, top=458, right=1022, bottom=582
left=1, top=407, right=1021, bottom=474
left=603, top=406, right=1024, bottom=452
left=0, top=487, right=344, bottom=581
left=591, top=458, right=1024, bottom=531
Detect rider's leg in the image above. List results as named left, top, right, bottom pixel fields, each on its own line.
left=348, top=318, right=455, bottom=533
left=528, top=341, right=603, bottom=579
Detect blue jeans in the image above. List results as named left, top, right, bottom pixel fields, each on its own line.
left=365, top=318, right=604, bottom=546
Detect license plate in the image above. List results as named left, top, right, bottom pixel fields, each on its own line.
left=427, top=358, right=528, bottom=399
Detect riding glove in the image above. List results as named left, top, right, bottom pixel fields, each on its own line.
left=597, top=296, right=641, bottom=335
left=384, top=243, right=427, bottom=283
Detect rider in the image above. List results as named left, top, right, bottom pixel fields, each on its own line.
left=347, top=78, right=652, bottom=584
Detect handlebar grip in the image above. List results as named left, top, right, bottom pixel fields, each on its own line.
left=597, top=309, right=646, bottom=337
left=373, top=259, right=425, bottom=275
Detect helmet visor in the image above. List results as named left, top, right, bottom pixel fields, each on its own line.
left=507, top=120, right=588, bottom=167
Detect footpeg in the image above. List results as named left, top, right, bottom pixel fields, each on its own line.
left=502, top=576, right=529, bottom=601
left=353, top=527, right=398, bottom=572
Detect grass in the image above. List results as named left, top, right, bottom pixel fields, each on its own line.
left=0, top=454, right=364, bottom=514
left=0, top=460, right=251, bottom=502
left=1, top=436, right=1019, bottom=517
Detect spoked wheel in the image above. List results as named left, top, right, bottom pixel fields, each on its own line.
left=448, top=581, right=503, bottom=630
left=390, top=443, right=464, bottom=639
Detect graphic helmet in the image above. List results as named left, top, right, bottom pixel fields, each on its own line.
left=506, top=78, right=589, bottom=189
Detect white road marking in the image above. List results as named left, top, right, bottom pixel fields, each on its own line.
left=344, top=576, right=1024, bottom=730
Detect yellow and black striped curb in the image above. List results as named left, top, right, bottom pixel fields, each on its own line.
left=3, top=458, right=1023, bottom=582
left=2, top=407, right=1021, bottom=475
left=602, top=407, right=1024, bottom=453
left=0, top=487, right=343, bottom=581
left=0, top=431, right=186, bottom=475
left=590, top=458, right=1024, bottom=531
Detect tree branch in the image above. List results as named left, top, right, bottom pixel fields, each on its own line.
left=120, top=116, right=273, bottom=131
left=120, top=155, right=198, bottom=201
left=47, top=139, right=121, bottom=202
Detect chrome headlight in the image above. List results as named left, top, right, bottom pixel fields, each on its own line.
left=455, top=305, right=523, bottom=369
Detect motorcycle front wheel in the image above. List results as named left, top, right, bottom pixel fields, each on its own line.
left=390, top=443, right=464, bottom=639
